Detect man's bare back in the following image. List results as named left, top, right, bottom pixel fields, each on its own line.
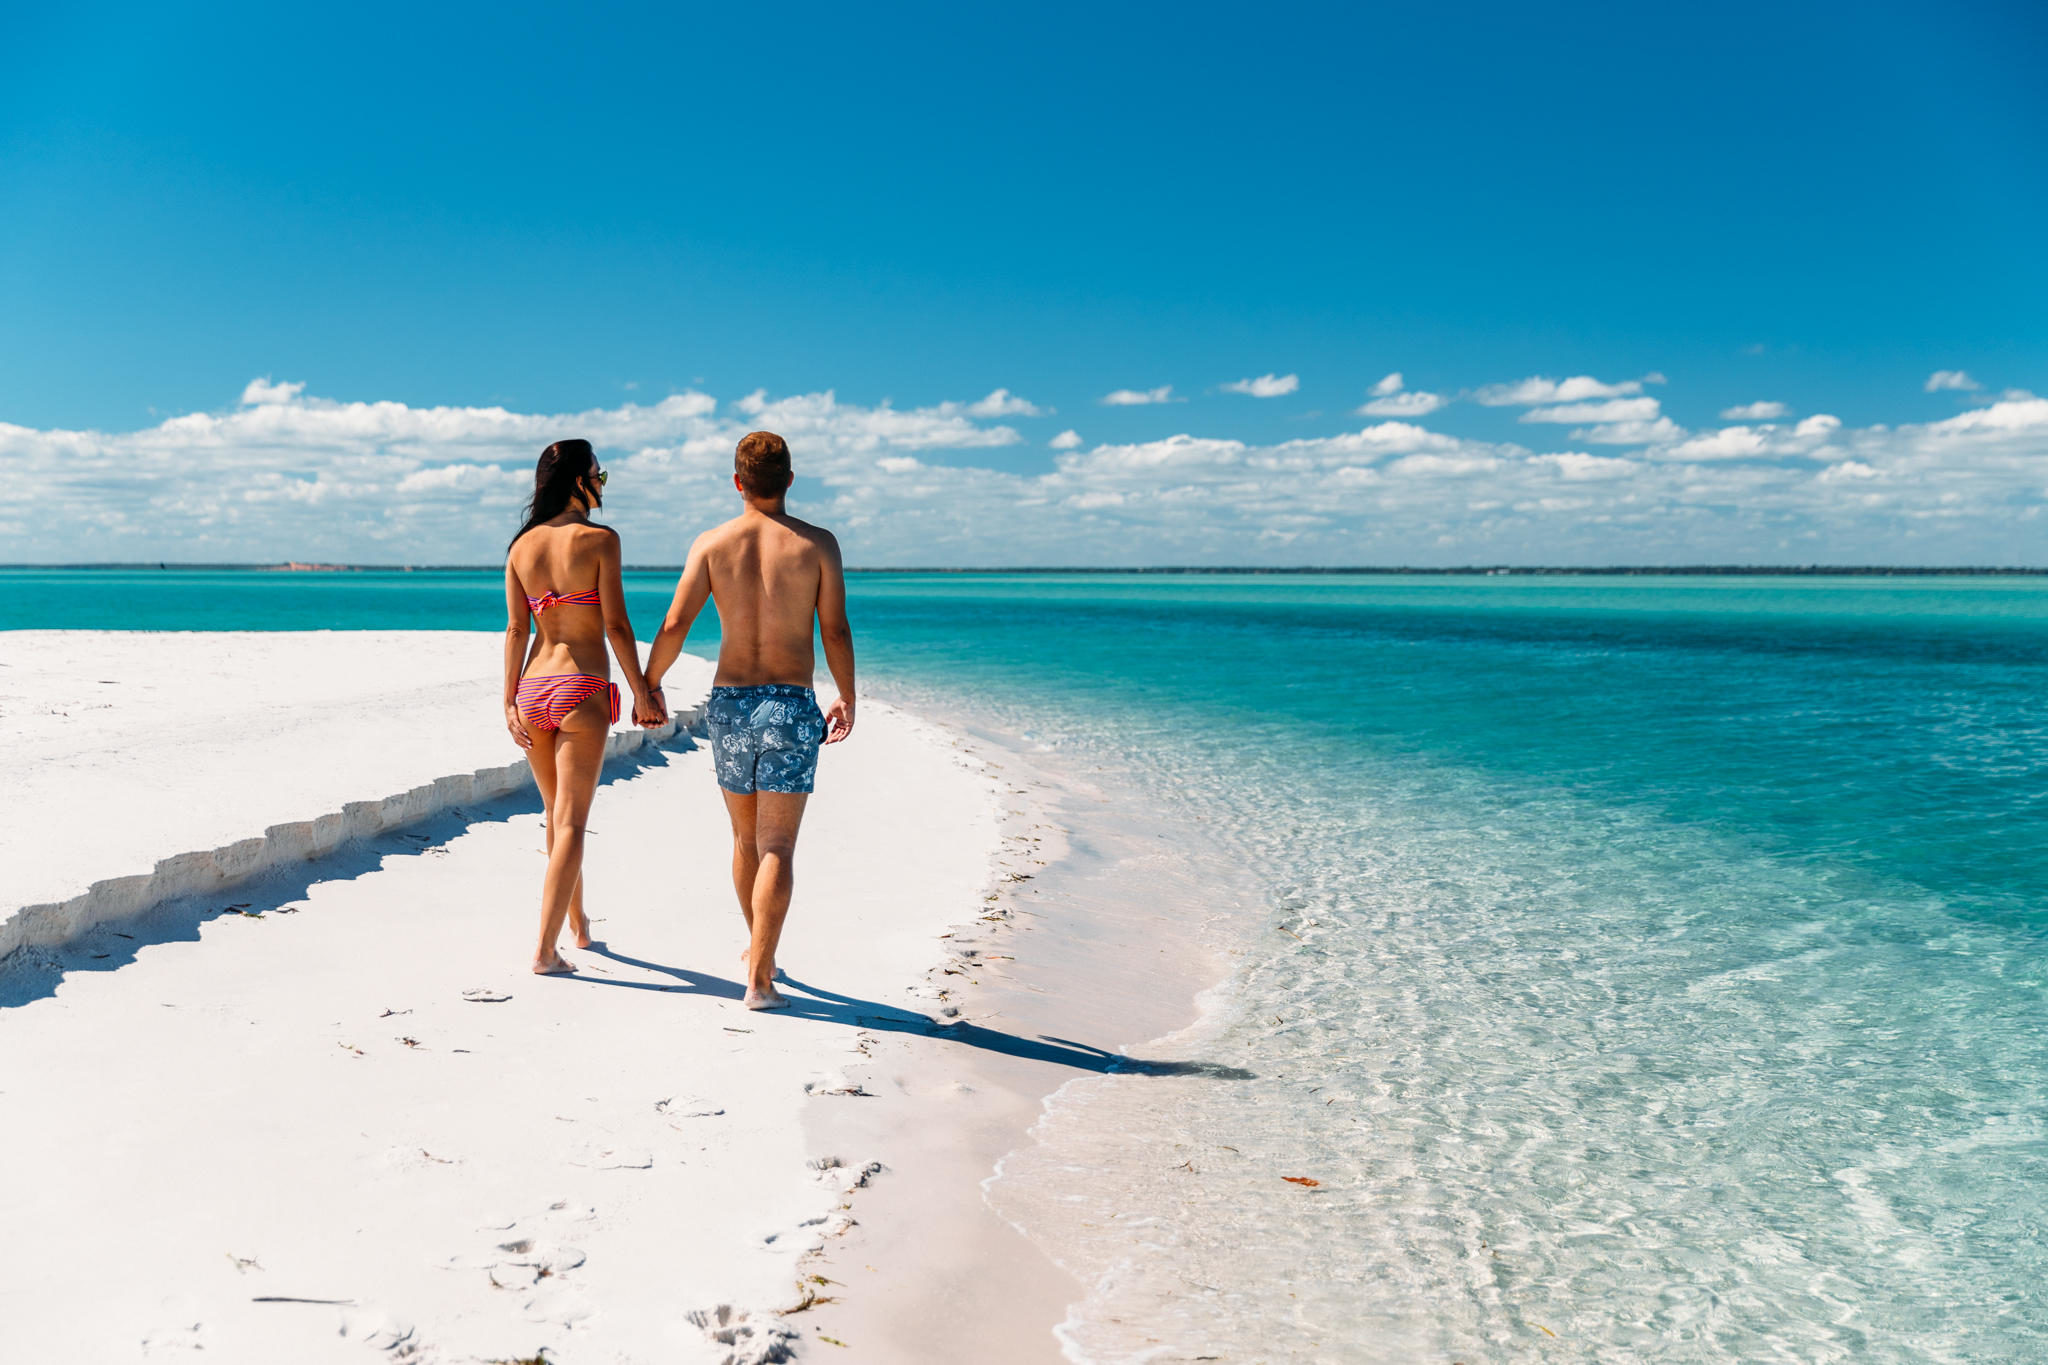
left=642, top=431, right=854, bottom=1010
left=697, top=510, right=839, bottom=687
left=642, top=503, right=856, bottom=723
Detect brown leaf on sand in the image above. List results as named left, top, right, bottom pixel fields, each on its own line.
left=1282, top=1176, right=1321, bottom=1187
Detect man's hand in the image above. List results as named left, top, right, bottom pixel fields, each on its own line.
left=505, top=703, right=533, bottom=750
left=634, top=687, right=669, bottom=729
left=823, top=694, right=855, bottom=744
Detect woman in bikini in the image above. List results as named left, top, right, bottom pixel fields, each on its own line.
left=504, top=438, right=666, bottom=974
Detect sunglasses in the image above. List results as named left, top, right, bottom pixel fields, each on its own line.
left=591, top=469, right=609, bottom=486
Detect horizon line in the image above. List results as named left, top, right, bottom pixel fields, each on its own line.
left=4, top=563, right=2046, bottom=577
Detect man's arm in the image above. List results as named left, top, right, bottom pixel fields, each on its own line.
left=816, top=531, right=856, bottom=743
left=644, top=534, right=713, bottom=695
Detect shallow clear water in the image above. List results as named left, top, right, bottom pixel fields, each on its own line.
left=7, top=569, right=2046, bottom=1360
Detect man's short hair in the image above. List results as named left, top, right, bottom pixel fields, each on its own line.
left=735, top=431, right=793, bottom=498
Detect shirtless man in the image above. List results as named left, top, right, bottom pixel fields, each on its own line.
left=643, top=431, right=855, bottom=1010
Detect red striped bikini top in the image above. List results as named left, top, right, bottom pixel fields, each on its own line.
left=526, top=587, right=601, bottom=615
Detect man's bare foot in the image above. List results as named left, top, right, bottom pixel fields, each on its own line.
left=533, top=952, right=578, bottom=975
left=743, top=986, right=790, bottom=1011
left=739, top=947, right=786, bottom=982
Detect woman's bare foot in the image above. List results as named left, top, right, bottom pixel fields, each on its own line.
left=743, top=985, right=790, bottom=1011
left=533, top=952, right=578, bottom=975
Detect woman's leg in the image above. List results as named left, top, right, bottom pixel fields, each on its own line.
left=525, top=729, right=591, bottom=950
left=533, top=698, right=610, bottom=973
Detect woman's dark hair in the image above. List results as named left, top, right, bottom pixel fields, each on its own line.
left=510, top=439, right=598, bottom=548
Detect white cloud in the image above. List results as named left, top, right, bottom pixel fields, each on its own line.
left=965, top=388, right=1046, bottom=417
left=1101, top=385, right=1177, bottom=406
left=1530, top=452, right=1640, bottom=481
left=1387, top=452, right=1499, bottom=477
left=1475, top=375, right=1645, bottom=406
left=1522, top=397, right=1664, bottom=424
left=1926, top=370, right=1981, bottom=392
left=1370, top=372, right=1404, bottom=397
left=239, top=377, right=307, bottom=406
left=1721, top=401, right=1789, bottom=420
left=7, top=374, right=2045, bottom=567
left=1049, top=429, right=1083, bottom=450
left=1221, top=373, right=1300, bottom=398
left=1357, top=390, right=1446, bottom=417
left=1572, top=417, right=1686, bottom=445
left=395, top=463, right=521, bottom=493
left=1916, top=392, right=2047, bottom=435
left=729, top=389, right=1020, bottom=451
left=1663, top=426, right=1771, bottom=461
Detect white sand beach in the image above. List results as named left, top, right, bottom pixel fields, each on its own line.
left=0, top=631, right=1103, bottom=1362
left=0, top=631, right=708, bottom=954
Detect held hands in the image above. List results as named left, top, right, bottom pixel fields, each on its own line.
left=633, top=684, right=670, bottom=729
left=823, top=694, right=855, bottom=744
left=504, top=702, right=533, bottom=751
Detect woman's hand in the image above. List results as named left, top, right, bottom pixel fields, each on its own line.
left=633, top=686, right=669, bottom=729
left=505, top=702, right=533, bottom=750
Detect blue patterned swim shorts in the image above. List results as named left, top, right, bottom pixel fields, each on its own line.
left=705, top=684, right=825, bottom=794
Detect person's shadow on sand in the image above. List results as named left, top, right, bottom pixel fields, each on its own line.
left=575, top=943, right=1254, bottom=1080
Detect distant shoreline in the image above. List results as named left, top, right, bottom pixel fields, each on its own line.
left=4, top=563, right=2046, bottom=577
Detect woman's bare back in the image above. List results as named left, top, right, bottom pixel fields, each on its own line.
left=508, top=521, right=616, bottom=677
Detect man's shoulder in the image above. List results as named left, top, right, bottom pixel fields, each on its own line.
left=695, top=515, right=755, bottom=549
left=776, top=515, right=841, bottom=555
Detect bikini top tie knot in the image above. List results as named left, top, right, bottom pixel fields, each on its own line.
left=526, top=587, right=601, bottom=615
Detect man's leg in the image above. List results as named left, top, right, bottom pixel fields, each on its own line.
left=722, top=789, right=760, bottom=949
left=741, top=791, right=808, bottom=1008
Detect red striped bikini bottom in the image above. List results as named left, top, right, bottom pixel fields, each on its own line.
left=516, top=673, right=620, bottom=733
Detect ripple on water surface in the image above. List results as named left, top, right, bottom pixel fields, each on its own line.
left=863, top=580, right=2048, bottom=1363
left=16, top=570, right=2047, bottom=1359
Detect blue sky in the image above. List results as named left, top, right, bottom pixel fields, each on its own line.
left=3, top=1, right=2045, bottom=563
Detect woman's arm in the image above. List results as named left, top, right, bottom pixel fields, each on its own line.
left=503, top=560, right=533, bottom=749
left=596, top=529, right=662, bottom=725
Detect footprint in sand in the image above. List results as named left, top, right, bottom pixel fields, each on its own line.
left=336, top=1307, right=416, bottom=1352
left=447, top=1200, right=598, bottom=1330
left=568, top=1140, right=654, bottom=1169
left=139, top=1309, right=206, bottom=1356
left=687, top=1304, right=798, bottom=1364
left=655, top=1095, right=725, bottom=1125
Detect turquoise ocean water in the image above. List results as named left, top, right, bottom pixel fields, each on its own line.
left=6, top=569, right=2045, bottom=1360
